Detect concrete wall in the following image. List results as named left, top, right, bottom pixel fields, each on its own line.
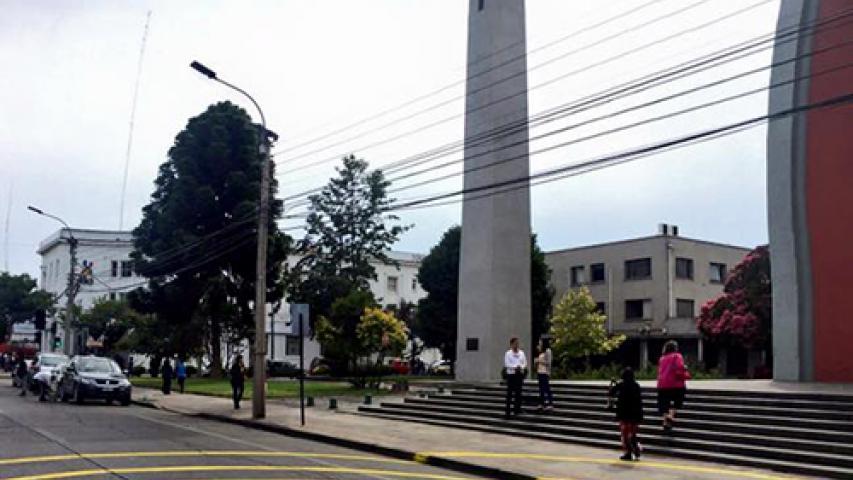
left=457, top=0, right=532, bottom=381
left=768, top=0, right=853, bottom=382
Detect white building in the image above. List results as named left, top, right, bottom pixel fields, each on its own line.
left=35, top=227, right=429, bottom=368
left=37, top=229, right=144, bottom=353
left=267, top=251, right=428, bottom=368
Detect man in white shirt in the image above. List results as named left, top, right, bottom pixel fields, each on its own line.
left=504, top=337, right=527, bottom=418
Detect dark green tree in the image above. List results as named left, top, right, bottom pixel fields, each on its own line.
left=288, top=155, right=410, bottom=332
left=414, top=227, right=554, bottom=366
left=78, top=299, right=143, bottom=354
left=130, top=101, right=290, bottom=362
left=0, top=272, right=53, bottom=340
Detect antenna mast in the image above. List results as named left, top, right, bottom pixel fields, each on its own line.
left=118, top=10, right=151, bottom=230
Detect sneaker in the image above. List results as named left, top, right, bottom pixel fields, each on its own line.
left=632, top=442, right=642, bottom=460
left=619, top=452, right=633, bottom=461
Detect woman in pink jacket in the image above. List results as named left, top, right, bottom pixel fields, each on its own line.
left=656, top=340, right=690, bottom=431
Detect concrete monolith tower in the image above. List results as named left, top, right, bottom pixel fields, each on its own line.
left=456, top=0, right=532, bottom=382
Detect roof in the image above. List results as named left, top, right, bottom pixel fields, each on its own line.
left=545, top=234, right=753, bottom=256
left=37, top=229, right=133, bottom=255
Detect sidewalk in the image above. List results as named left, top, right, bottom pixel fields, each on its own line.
left=132, top=386, right=813, bottom=480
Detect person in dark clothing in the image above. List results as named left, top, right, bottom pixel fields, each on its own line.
left=161, top=358, right=173, bottom=395
left=611, top=367, right=644, bottom=461
left=230, top=355, right=245, bottom=409
left=16, top=356, right=28, bottom=397
left=503, top=337, right=527, bottom=419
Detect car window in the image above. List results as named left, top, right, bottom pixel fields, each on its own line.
left=40, top=356, right=67, bottom=366
left=77, top=358, right=121, bottom=374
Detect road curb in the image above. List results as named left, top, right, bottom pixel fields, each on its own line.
left=131, top=398, right=535, bottom=480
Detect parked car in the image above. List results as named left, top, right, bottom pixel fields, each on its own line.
left=389, top=358, right=410, bottom=375
left=58, top=356, right=131, bottom=405
left=29, top=353, right=69, bottom=396
left=430, top=360, right=452, bottom=376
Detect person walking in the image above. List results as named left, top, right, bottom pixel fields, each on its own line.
left=161, top=358, right=173, bottom=395
left=16, top=355, right=28, bottom=397
left=656, top=340, right=690, bottom=431
left=611, top=367, right=644, bottom=461
left=504, top=337, right=527, bottom=419
left=230, top=355, right=246, bottom=410
left=535, top=338, right=554, bottom=411
left=175, top=357, right=187, bottom=394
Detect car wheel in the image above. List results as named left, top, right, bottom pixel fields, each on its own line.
left=120, top=396, right=131, bottom=406
left=73, top=384, right=84, bottom=405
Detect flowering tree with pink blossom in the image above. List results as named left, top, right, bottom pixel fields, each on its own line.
left=697, top=246, right=771, bottom=351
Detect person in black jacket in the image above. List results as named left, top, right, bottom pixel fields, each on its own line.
left=161, top=358, right=173, bottom=395
left=230, top=355, right=245, bottom=410
left=611, top=367, right=644, bottom=461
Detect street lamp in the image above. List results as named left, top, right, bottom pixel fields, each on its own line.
left=190, top=60, right=273, bottom=419
left=28, top=205, right=77, bottom=355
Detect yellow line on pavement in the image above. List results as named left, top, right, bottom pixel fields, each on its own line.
left=5, top=465, right=469, bottom=480
left=0, top=450, right=409, bottom=466
left=416, top=452, right=801, bottom=480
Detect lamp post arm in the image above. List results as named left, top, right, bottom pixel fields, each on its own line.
left=214, top=77, right=267, bottom=140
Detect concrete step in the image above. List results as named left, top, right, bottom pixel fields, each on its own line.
left=390, top=399, right=853, bottom=456
left=358, top=407, right=853, bottom=479
left=480, top=385, right=853, bottom=412
left=442, top=392, right=853, bottom=429
left=406, top=396, right=853, bottom=444
left=453, top=389, right=853, bottom=422
left=523, top=382, right=853, bottom=404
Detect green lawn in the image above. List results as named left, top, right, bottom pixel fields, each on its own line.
left=131, top=377, right=387, bottom=399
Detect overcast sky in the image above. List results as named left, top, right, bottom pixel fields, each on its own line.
left=1, top=0, right=779, bottom=280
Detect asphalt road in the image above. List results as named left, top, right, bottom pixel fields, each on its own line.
left=0, top=379, right=474, bottom=480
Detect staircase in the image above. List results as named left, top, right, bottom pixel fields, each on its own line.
left=359, top=382, right=853, bottom=479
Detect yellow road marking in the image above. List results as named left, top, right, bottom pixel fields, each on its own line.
left=0, top=450, right=409, bottom=466
left=5, top=465, right=469, bottom=480
left=417, top=452, right=801, bottom=480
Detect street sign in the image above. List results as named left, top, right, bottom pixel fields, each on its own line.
left=289, top=303, right=310, bottom=337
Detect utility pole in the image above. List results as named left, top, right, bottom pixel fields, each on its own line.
left=64, top=233, right=78, bottom=355
left=27, top=206, right=77, bottom=355
left=190, top=61, right=275, bottom=419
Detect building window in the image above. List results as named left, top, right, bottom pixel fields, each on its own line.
left=710, top=262, right=727, bottom=284
left=121, top=260, right=133, bottom=278
left=286, top=335, right=300, bottom=356
left=590, top=263, right=605, bottom=283
left=111, top=260, right=119, bottom=277
left=625, top=299, right=650, bottom=321
left=478, top=0, right=484, bottom=11
left=570, top=266, right=585, bottom=287
left=676, top=299, right=695, bottom=318
left=119, top=292, right=128, bottom=301
left=595, top=302, right=606, bottom=314
left=675, top=257, right=694, bottom=280
left=387, top=276, right=398, bottom=293
left=109, top=292, right=116, bottom=301
left=625, top=258, right=652, bottom=280
left=412, top=278, right=418, bottom=291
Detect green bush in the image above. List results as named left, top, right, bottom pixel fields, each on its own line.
left=186, top=365, right=198, bottom=377
left=131, top=366, right=147, bottom=377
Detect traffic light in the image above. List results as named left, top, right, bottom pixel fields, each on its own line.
left=34, top=309, right=46, bottom=330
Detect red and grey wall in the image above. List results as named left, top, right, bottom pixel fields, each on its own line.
left=768, top=0, right=853, bottom=382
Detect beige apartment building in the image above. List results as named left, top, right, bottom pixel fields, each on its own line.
left=545, top=224, right=751, bottom=369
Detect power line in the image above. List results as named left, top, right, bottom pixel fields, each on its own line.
left=385, top=43, right=853, bottom=196
left=387, top=91, right=853, bottom=212
left=272, top=0, right=667, bottom=157
left=274, top=0, right=769, bottom=175
left=280, top=12, right=852, bottom=209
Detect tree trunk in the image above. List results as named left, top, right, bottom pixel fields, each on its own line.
left=209, top=317, right=224, bottom=378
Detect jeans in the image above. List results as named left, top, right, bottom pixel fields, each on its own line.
left=232, top=382, right=244, bottom=408
left=505, top=373, right=523, bottom=416
left=537, top=373, right=553, bottom=406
